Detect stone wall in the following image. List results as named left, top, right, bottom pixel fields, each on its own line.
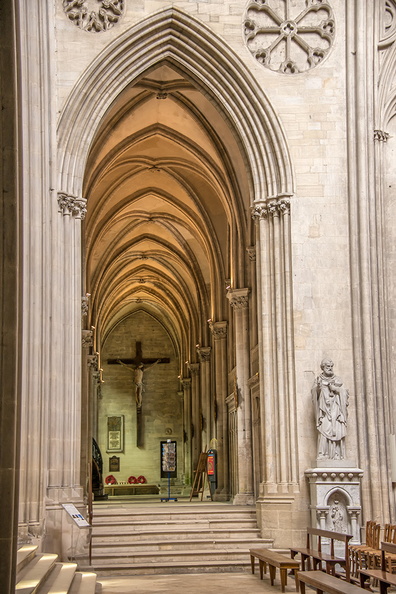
left=99, top=311, right=181, bottom=484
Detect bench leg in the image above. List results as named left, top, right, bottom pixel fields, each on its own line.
left=250, top=554, right=255, bottom=574
left=280, top=568, right=287, bottom=593
left=269, top=564, right=276, bottom=586
left=259, top=559, right=267, bottom=579
left=298, top=577, right=305, bottom=594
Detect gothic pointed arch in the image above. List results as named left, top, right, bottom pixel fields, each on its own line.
left=57, top=6, right=294, bottom=203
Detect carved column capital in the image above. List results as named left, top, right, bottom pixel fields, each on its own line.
left=182, top=377, right=192, bottom=389
left=247, top=246, right=256, bottom=261
left=209, top=320, right=228, bottom=339
left=251, top=195, right=292, bottom=220
left=226, top=288, right=250, bottom=310
left=87, top=354, right=98, bottom=370
left=374, top=129, right=390, bottom=141
left=251, top=201, right=268, bottom=220
left=188, top=363, right=200, bottom=376
left=81, top=294, right=91, bottom=319
left=58, top=192, right=87, bottom=219
left=82, top=329, right=93, bottom=348
left=196, top=346, right=211, bottom=362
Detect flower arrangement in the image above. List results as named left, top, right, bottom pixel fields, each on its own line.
left=128, top=475, right=147, bottom=484
left=105, top=475, right=117, bottom=485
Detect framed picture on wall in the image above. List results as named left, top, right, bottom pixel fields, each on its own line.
left=106, top=415, right=124, bottom=453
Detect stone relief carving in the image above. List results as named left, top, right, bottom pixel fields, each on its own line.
left=243, top=0, right=335, bottom=74
left=197, top=346, right=211, bottom=362
left=312, top=359, right=349, bottom=460
left=58, top=193, right=87, bottom=219
left=251, top=196, right=291, bottom=220
left=209, top=320, right=228, bottom=340
left=63, top=0, right=125, bottom=33
left=374, top=129, right=390, bottom=142
left=82, top=329, right=94, bottom=348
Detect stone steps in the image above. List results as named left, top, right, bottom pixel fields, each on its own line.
left=92, top=537, right=269, bottom=551
left=91, top=501, right=273, bottom=575
left=93, top=527, right=261, bottom=539
left=15, top=545, right=98, bottom=594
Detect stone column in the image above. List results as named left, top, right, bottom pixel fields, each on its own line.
left=44, top=195, right=86, bottom=556
left=345, top=1, right=393, bottom=522
left=0, top=0, right=20, bottom=587
left=197, top=346, right=211, bottom=451
left=17, top=0, right=56, bottom=551
left=182, top=378, right=192, bottom=484
left=247, top=247, right=258, bottom=348
left=226, top=289, right=254, bottom=505
left=189, top=363, right=201, bottom=469
left=251, top=197, right=299, bottom=545
left=209, top=321, right=229, bottom=500
left=81, top=328, right=94, bottom=499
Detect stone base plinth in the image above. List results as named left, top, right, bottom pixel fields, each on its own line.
left=305, top=466, right=363, bottom=544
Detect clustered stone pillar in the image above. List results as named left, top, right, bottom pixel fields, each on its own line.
left=182, top=378, right=192, bottom=485
left=43, top=194, right=86, bottom=555
left=189, top=363, right=201, bottom=470
left=226, top=288, right=254, bottom=505
left=209, top=321, right=229, bottom=500
left=197, top=346, right=211, bottom=451
left=1, top=0, right=20, bottom=587
left=252, top=196, right=299, bottom=545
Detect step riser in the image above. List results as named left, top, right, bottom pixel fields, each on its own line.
left=94, top=510, right=256, bottom=522
left=92, top=521, right=257, bottom=530
left=92, top=530, right=261, bottom=541
left=92, top=540, right=272, bottom=552
left=93, top=553, right=256, bottom=564
left=94, top=563, right=251, bottom=576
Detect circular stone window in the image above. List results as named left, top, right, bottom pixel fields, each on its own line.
left=243, top=0, right=335, bottom=74
left=63, top=0, right=125, bottom=32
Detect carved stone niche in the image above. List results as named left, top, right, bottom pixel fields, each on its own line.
left=305, top=467, right=363, bottom=547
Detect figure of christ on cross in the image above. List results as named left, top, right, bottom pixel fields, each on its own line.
left=107, top=341, right=170, bottom=411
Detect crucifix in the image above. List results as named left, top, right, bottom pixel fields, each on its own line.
left=108, top=341, right=170, bottom=447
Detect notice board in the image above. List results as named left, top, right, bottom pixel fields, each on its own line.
left=160, top=440, right=177, bottom=478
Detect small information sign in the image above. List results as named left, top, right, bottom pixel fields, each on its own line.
left=62, top=504, right=90, bottom=528
left=160, top=440, right=177, bottom=478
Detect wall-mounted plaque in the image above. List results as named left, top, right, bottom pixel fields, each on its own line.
left=109, top=455, right=120, bottom=472
left=107, top=415, right=124, bottom=452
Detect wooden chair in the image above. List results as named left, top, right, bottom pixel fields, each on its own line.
left=349, top=521, right=380, bottom=577
left=369, top=524, right=396, bottom=572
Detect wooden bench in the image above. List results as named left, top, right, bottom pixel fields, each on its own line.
left=290, top=527, right=352, bottom=581
left=359, top=541, right=396, bottom=593
left=250, top=548, right=300, bottom=592
left=297, top=570, right=367, bottom=593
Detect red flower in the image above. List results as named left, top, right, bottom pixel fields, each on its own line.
left=105, top=475, right=117, bottom=485
left=137, top=475, right=146, bottom=484
left=128, top=476, right=137, bottom=484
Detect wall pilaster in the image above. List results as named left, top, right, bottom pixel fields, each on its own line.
left=188, top=363, right=201, bottom=469
left=226, top=288, right=254, bottom=504
left=209, top=321, right=229, bottom=500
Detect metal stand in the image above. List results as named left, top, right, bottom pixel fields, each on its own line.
left=160, top=472, right=178, bottom=502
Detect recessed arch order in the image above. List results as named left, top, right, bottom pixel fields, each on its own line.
left=57, top=7, right=294, bottom=203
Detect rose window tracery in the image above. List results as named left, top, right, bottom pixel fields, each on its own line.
left=243, top=0, right=335, bottom=74
left=63, top=0, right=125, bottom=32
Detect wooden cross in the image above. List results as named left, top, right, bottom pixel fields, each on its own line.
left=107, top=341, right=170, bottom=367
left=107, top=342, right=170, bottom=448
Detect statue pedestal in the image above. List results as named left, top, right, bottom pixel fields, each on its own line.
left=305, top=463, right=363, bottom=545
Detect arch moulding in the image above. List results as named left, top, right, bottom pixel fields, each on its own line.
left=57, top=7, right=294, bottom=204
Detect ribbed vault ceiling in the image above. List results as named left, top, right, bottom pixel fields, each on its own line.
left=84, top=63, right=251, bottom=365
